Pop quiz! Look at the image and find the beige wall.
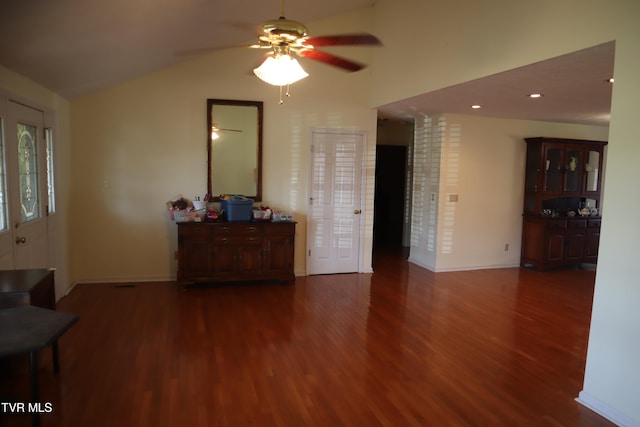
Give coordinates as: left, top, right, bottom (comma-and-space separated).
407, 113, 608, 272
371, 0, 624, 108
371, 0, 640, 424
580, 33, 640, 425
69, 7, 378, 282
2, 0, 638, 423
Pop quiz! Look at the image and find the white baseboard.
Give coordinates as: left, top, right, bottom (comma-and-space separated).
432, 263, 521, 272
406, 257, 520, 273
71, 275, 175, 286
576, 391, 639, 427
407, 257, 435, 271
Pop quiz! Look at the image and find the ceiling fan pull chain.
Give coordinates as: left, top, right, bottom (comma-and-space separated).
277, 84, 293, 104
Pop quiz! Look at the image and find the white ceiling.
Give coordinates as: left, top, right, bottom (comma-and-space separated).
0, 1, 614, 127
377, 41, 615, 127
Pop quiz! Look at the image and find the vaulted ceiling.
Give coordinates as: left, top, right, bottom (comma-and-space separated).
0, 1, 613, 126
0, 0, 376, 98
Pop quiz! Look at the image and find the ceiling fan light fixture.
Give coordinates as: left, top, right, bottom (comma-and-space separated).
253, 54, 309, 86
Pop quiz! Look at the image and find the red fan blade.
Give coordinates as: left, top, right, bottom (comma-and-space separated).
297, 49, 366, 72
302, 33, 381, 47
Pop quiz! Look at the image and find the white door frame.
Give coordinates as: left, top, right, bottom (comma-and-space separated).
0, 95, 51, 270
306, 127, 367, 275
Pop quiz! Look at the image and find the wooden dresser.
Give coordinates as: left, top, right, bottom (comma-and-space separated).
0, 269, 56, 309
177, 222, 295, 287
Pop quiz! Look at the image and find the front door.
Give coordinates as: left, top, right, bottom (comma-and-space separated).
307, 129, 364, 275
0, 101, 49, 269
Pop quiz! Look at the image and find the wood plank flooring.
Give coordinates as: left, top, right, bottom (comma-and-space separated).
1, 247, 616, 426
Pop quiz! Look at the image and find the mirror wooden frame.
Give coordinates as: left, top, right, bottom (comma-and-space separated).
207, 99, 263, 201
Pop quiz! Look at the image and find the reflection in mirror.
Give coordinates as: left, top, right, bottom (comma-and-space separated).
207, 99, 263, 201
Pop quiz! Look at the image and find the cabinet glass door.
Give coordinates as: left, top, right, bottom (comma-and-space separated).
585, 150, 600, 192
524, 144, 540, 192
564, 148, 582, 193
544, 146, 562, 192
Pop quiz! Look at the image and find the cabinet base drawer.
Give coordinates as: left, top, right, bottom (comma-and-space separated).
177, 222, 296, 287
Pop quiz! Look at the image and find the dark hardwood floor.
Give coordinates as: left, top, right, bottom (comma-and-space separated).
1, 247, 615, 426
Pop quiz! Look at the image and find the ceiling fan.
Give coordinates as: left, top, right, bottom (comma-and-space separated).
251, 12, 381, 72
249, 0, 381, 99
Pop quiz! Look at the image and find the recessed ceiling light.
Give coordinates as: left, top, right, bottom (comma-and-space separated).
528, 93, 543, 98
471, 104, 482, 109
606, 78, 614, 83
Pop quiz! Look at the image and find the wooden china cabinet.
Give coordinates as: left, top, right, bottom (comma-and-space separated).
520, 137, 607, 270
177, 221, 295, 287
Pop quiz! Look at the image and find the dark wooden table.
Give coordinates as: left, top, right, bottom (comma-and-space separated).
0, 305, 78, 427
0, 269, 55, 310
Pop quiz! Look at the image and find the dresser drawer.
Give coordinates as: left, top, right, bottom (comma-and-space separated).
567, 219, 587, 229
264, 222, 296, 236
177, 223, 215, 239
588, 219, 602, 228
213, 235, 262, 245
546, 220, 567, 229
214, 224, 261, 235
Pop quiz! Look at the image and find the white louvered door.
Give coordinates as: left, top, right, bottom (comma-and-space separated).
307, 129, 364, 275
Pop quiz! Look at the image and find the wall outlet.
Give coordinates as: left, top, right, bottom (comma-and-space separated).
504, 243, 509, 251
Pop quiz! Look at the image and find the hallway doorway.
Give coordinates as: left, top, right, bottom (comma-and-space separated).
373, 144, 408, 251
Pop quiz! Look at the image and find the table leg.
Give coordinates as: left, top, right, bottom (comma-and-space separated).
29, 351, 40, 427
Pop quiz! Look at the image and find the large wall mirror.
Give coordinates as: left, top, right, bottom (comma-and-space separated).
207, 99, 263, 201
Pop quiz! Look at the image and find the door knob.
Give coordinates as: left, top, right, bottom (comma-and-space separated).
354, 209, 362, 214
15, 236, 26, 244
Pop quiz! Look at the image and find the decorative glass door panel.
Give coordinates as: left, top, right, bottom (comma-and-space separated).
17, 123, 41, 223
